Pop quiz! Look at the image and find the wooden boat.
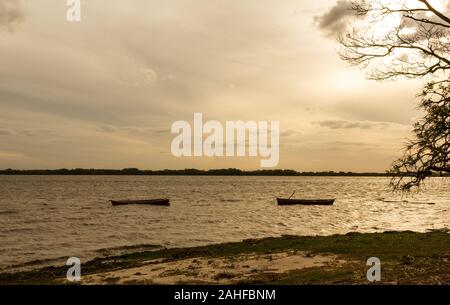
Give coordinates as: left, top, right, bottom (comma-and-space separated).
277, 198, 335, 206
111, 199, 170, 206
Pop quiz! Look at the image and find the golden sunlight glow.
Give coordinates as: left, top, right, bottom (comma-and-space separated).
369, 11, 401, 38
426, 0, 448, 13
368, 0, 449, 37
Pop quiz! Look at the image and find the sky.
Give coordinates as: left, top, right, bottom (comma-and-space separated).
0, 0, 428, 171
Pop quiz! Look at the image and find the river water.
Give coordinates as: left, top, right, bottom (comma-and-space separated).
0, 175, 448, 271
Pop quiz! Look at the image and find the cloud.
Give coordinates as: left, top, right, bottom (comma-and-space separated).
19, 129, 52, 137
98, 125, 119, 133
0, 1, 417, 171
315, 0, 356, 35
280, 129, 302, 137
326, 141, 374, 147
323, 140, 377, 151
0, 0, 24, 30
98, 125, 170, 138
317, 0, 449, 37
0, 150, 25, 158
315, 120, 389, 130
0, 127, 53, 136
0, 128, 12, 135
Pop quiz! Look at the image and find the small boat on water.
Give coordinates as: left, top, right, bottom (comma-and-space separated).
277, 198, 335, 206
277, 191, 335, 206
111, 199, 170, 206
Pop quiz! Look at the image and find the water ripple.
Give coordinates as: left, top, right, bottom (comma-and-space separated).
0, 175, 448, 272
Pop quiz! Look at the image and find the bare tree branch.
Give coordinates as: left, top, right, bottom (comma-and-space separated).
334, 0, 450, 190
419, 0, 450, 25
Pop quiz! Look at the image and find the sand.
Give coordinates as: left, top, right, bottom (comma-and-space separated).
81, 251, 338, 285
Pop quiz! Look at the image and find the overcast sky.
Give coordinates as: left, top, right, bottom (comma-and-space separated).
0, 0, 427, 171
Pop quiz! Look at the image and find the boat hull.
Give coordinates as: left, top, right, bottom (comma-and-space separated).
111, 199, 170, 206
277, 198, 334, 206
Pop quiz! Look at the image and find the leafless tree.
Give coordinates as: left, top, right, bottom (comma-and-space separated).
336, 0, 450, 190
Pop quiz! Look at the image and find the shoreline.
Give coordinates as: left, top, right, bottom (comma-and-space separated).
0, 168, 399, 177
1, 230, 449, 285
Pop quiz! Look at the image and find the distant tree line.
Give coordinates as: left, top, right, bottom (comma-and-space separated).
0, 168, 399, 176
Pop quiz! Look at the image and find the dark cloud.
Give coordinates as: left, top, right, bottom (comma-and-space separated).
326, 141, 374, 147
0, 127, 52, 136
98, 125, 170, 138
317, 1, 450, 37
98, 125, 119, 133
19, 129, 52, 137
324, 140, 377, 151
315, 120, 388, 130
19, 130, 36, 137
330, 94, 419, 125
280, 129, 301, 137
0, 0, 24, 30
0, 128, 12, 135
315, 0, 356, 35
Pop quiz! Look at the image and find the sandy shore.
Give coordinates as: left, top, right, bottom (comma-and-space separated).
1, 230, 449, 285
82, 251, 340, 284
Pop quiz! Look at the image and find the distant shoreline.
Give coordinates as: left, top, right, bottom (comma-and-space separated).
1, 168, 448, 177
0, 168, 392, 176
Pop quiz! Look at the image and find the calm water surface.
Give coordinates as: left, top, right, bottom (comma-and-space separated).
0, 176, 449, 271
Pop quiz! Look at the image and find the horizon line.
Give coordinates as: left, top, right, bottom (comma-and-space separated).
0, 168, 392, 176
